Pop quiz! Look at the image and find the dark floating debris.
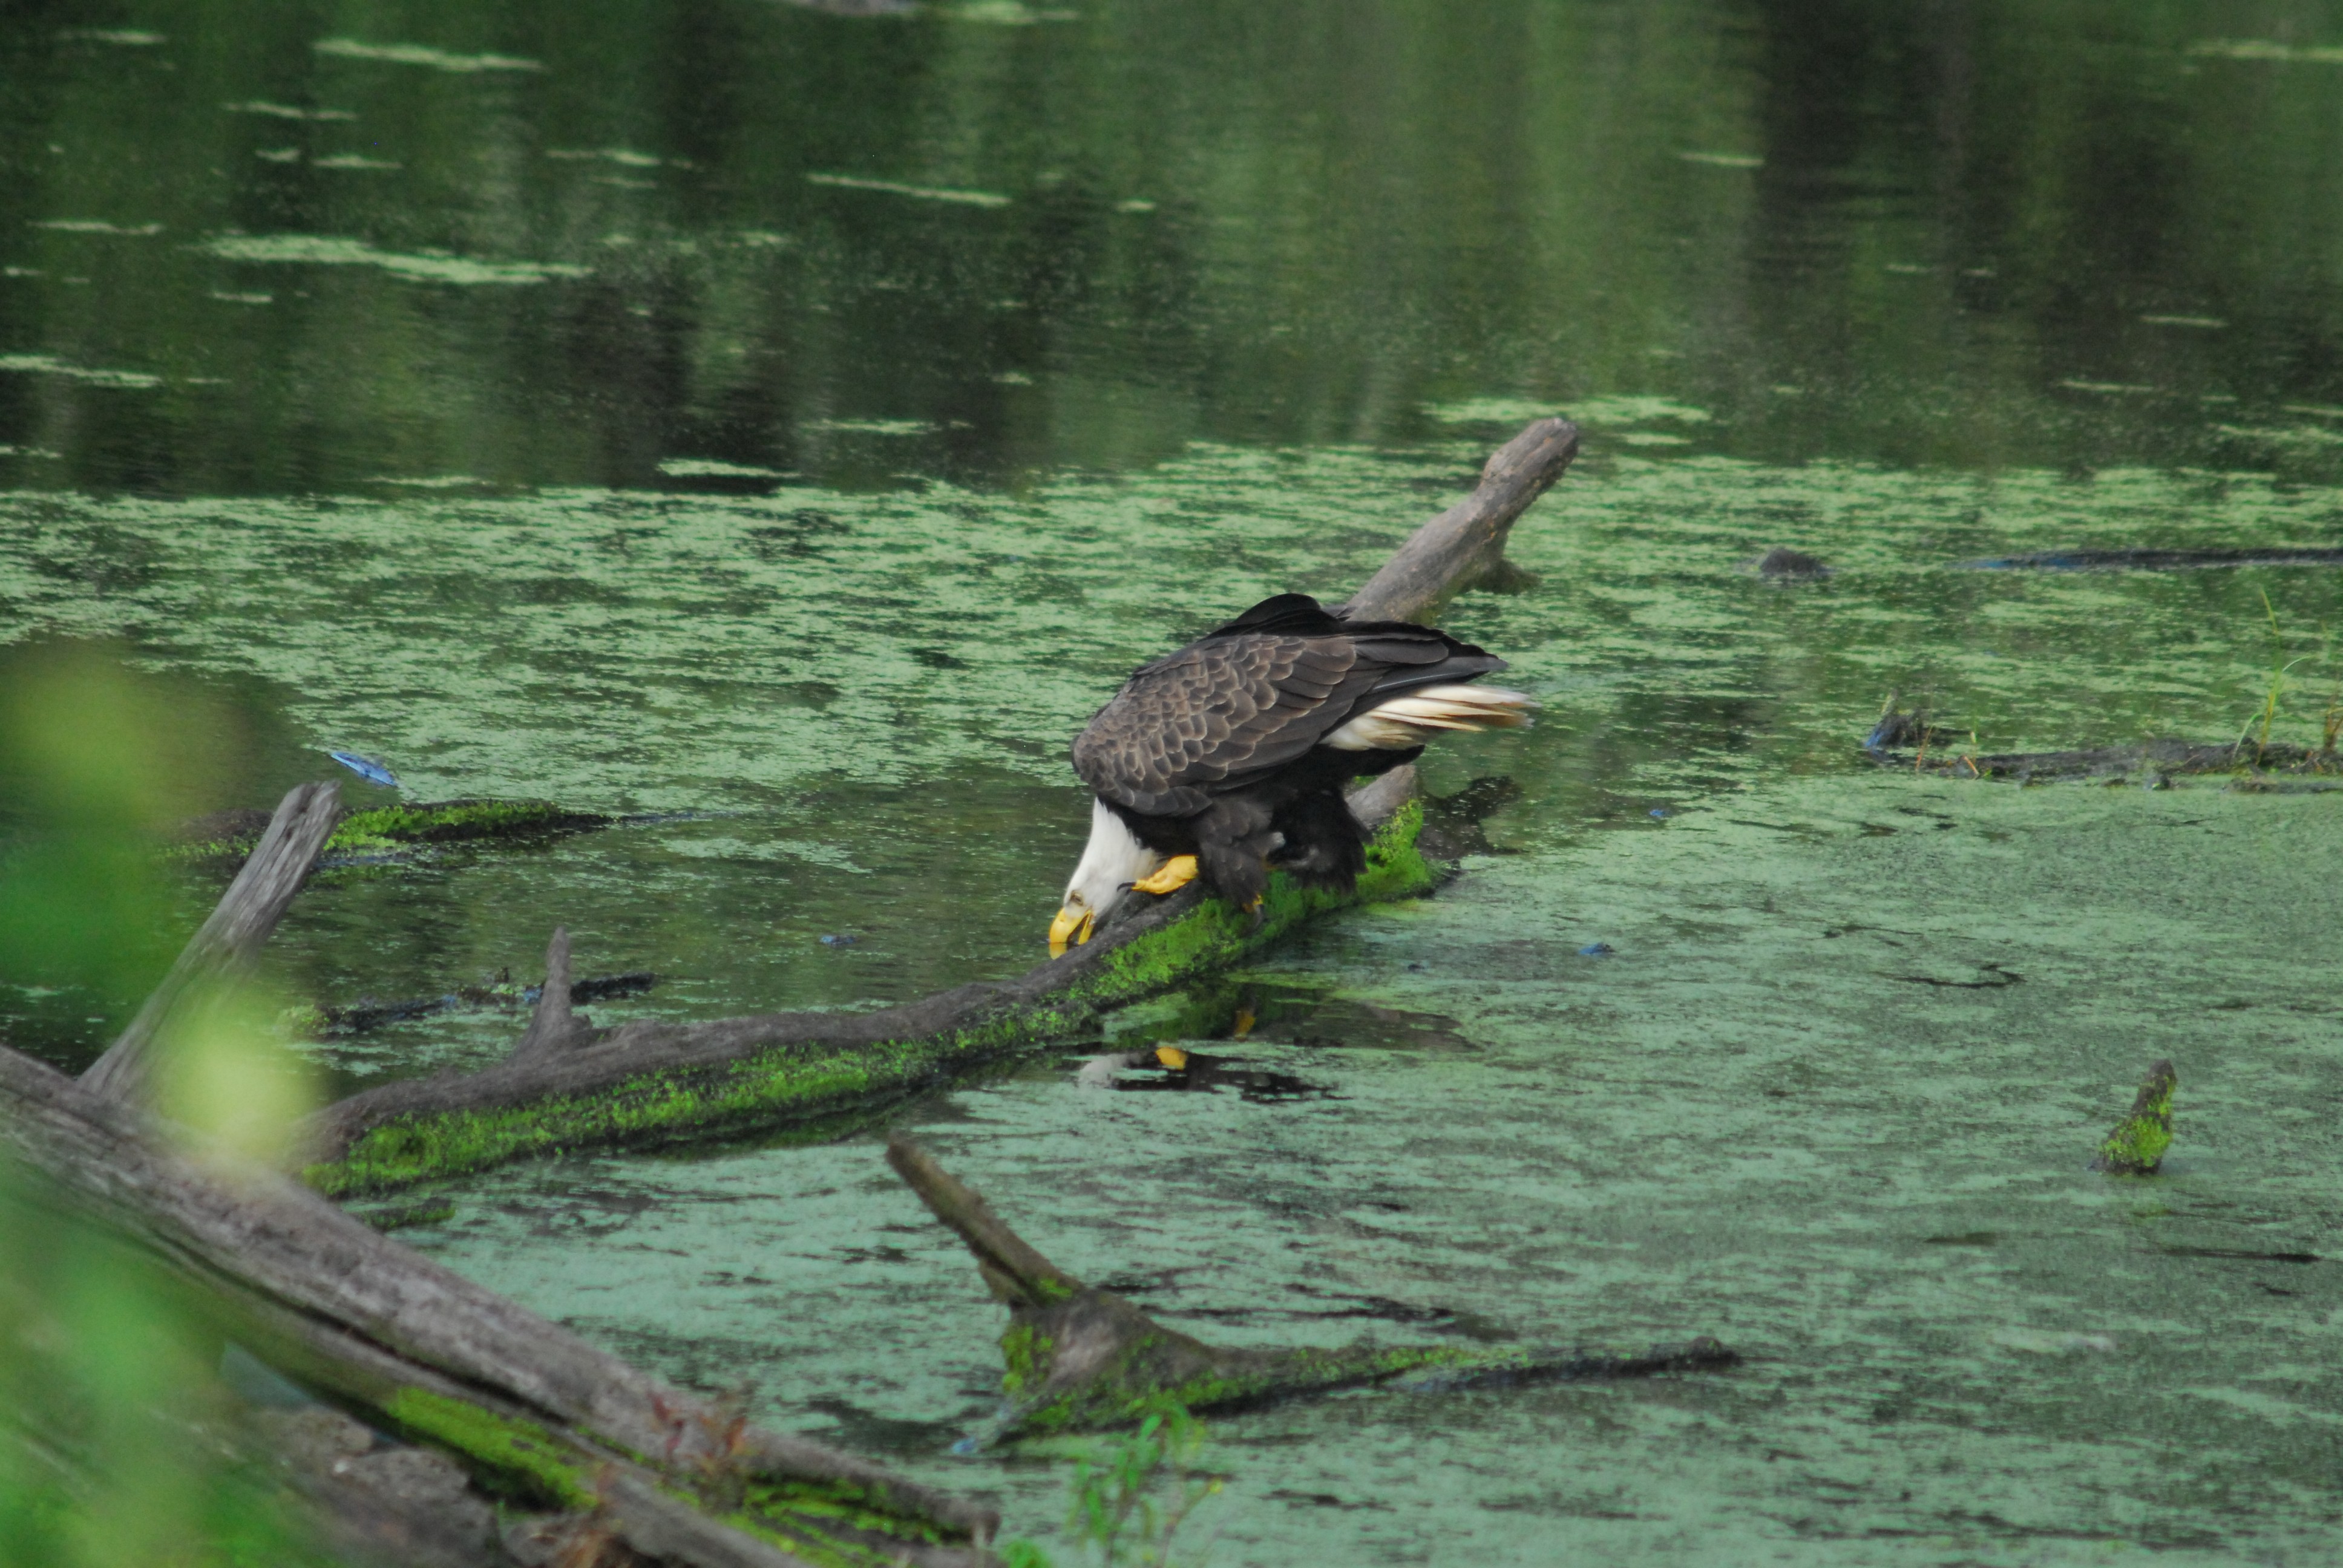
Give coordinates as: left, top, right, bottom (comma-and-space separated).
2091, 1059, 2177, 1175
818, 933, 859, 947
1865, 703, 1943, 753
1755, 546, 1831, 580
1578, 943, 1616, 958
325, 749, 399, 788
286, 971, 657, 1037
1958, 547, 2343, 572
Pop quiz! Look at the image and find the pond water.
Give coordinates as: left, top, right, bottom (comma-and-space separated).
4, 2, 2343, 1563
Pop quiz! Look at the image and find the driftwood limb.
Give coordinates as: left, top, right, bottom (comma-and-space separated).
1343, 416, 1579, 623
0, 1047, 1000, 1563
81, 780, 341, 1103
292, 421, 1579, 1194
886, 1134, 1735, 1441
509, 927, 591, 1061
1870, 736, 2342, 783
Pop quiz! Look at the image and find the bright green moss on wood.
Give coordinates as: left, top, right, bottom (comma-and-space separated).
305, 808, 1435, 1197
2092, 1059, 2177, 1175
172, 799, 611, 864
382, 1388, 602, 1509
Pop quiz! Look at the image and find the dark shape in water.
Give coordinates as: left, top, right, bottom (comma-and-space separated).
1649, 807, 1671, 819
1578, 942, 1616, 957
301, 971, 657, 1036
326, 750, 399, 788
1093, 1045, 1330, 1103
1756, 546, 1831, 580
819, 933, 858, 946
1866, 709, 1942, 751
1958, 547, 2343, 572
1420, 773, 1524, 857
2091, 1059, 2176, 1175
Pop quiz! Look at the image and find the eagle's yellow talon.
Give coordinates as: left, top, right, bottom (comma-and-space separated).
1131, 855, 1199, 896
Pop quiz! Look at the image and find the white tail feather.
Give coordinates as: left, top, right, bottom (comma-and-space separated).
1322, 685, 1535, 751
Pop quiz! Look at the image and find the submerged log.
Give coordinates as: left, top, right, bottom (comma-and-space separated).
1956, 546, 2343, 572
292, 419, 1581, 1197
885, 1135, 1736, 1442
1870, 735, 2342, 783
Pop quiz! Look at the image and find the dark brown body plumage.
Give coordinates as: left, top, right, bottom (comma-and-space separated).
1072, 593, 1505, 907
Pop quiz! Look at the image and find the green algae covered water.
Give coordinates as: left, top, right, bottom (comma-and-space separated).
5, 2, 2343, 1562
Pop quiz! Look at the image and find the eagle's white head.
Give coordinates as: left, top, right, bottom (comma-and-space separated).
1049, 799, 1164, 956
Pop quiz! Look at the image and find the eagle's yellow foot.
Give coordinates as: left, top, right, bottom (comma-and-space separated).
1155, 1045, 1189, 1070
1131, 855, 1199, 896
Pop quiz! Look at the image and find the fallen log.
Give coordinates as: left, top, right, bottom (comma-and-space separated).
6, 782, 1006, 1565
885, 1135, 1737, 1442
292, 419, 1581, 1197
1956, 546, 2343, 572
301, 794, 1434, 1196
1, 1049, 1002, 1565
174, 797, 620, 871
1867, 735, 2342, 783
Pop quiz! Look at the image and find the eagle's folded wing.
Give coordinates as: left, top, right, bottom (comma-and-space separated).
1073, 635, 1390, 816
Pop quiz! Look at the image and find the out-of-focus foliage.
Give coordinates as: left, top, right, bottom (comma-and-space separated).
0, 651, 328, 1567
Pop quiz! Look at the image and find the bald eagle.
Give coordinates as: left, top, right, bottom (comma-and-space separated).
1050, 593, 1532, 953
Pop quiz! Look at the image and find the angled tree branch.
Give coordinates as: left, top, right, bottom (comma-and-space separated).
81, 780, 342, 1103
886, 1134, 1733, 1442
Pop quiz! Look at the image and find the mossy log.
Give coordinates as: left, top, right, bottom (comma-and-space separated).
885, 1135, 1736, 1442
299, 794, 1435, 1197
175, 798, 615, 869
0, 1048, 1001, 1566
2091, 1060, 2177, 1175
5, 783, 1003, 1566
292, 417, 1584, 1197
1870, 735, 2343, 783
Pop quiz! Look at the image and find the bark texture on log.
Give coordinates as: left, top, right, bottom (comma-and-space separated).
0, 1048, 1000, 1563
292, 420, 1579, 1186
81, 780, 341, 1103
886, 1135, 1735, 1441
1343, 417, 1579, 624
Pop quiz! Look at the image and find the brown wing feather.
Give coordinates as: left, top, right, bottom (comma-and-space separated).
1074, 635, 1384, 816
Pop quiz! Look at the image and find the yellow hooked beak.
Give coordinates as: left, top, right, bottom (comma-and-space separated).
1048, 904, 1095, 957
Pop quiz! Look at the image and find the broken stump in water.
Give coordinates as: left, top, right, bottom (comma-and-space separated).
2091, 1060, 2177, 1174
884, 1134, 1736, 1443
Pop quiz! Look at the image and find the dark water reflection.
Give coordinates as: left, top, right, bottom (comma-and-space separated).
7, 3, 2343, 491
